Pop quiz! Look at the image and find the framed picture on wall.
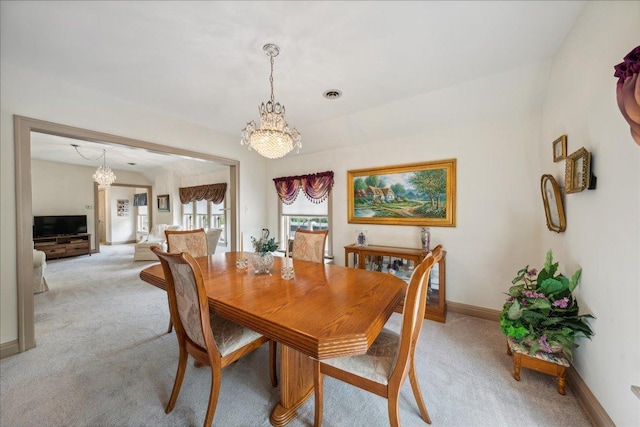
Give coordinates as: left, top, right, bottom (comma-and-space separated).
157, 194, 170, 212
552, 135, 567, 162
117, 199, 129, 217
347, 159, 457, 227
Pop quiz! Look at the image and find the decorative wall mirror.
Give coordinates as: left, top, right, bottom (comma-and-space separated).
564, 147, 591, 193
540, 174, 566, 233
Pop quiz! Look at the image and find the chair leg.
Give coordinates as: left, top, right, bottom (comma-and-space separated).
167, 319, 173, 333
166, 347, 188, 414
203, 366, 222, 427
409, 358, 431, 424
313, 360, 324, 427
269, 340, 278, 387
388, 391, 401, 427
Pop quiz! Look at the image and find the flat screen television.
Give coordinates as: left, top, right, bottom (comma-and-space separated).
33, 215, 88, 238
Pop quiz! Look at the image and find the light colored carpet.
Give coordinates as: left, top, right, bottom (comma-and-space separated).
0, 244, 592, 427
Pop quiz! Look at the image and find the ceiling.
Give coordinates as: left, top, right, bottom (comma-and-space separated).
1, 1, 586, 169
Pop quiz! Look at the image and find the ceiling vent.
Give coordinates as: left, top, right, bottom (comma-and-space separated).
323, 89, 342, 100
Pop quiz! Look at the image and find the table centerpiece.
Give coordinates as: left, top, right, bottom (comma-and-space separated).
251, 228, 279, 274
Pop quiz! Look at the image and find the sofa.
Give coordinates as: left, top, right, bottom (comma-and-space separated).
133, 224, 181, 261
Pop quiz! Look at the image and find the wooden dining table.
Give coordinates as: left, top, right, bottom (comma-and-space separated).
140, 252, 406, 426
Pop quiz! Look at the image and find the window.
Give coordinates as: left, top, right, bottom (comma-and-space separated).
182, 199, 227, 246
136, 205, 148, 232
279, 190, 332, 258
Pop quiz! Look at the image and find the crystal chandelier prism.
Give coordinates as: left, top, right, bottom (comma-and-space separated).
92, 150, 117, 190
241, 44, 301, 159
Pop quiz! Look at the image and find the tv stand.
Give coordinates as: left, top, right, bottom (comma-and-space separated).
34, 234, 92, 259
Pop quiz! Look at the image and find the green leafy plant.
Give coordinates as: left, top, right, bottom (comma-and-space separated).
499, 250, 594, 360
251, 228, 279, 255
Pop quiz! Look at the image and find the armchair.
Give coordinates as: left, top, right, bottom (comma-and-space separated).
134, 224, 181, 261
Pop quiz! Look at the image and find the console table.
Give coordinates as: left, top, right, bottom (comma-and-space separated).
34, 234, 92, 259
344, 244, 447, 322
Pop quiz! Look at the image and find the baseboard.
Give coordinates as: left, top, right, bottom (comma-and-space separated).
0, 339, 20, 359
452, 300, 613, 426
568, 367, 615, 427
447, 301, 501, 321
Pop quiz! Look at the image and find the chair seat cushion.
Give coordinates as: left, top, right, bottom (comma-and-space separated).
210, 313, 264, 357
322, 327, 399, 385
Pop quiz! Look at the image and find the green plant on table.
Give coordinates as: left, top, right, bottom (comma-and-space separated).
499, 250, 594, 361
251, 228, 279, 255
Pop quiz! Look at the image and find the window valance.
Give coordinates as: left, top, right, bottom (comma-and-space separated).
133, 193, 148, 207
273, 171, 334, 204
179, 183, 227, 204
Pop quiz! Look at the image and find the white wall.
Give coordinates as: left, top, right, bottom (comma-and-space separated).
108, 186, 136, 244
539, 2, 640, 425
0, 64, 267, 344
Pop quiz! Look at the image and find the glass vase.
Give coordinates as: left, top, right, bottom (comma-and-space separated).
252, 252, 274, 274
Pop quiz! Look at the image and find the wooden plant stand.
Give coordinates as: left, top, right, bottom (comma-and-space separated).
506, 337, 569, 395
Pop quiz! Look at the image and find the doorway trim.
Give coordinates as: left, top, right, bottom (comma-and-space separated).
13, 115, 240, 354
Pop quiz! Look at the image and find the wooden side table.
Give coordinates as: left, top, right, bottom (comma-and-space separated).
506, 337, 569, 395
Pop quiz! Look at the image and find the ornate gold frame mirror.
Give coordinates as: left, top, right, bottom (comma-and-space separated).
541, 174, 566, 233
564, 147, 591, 193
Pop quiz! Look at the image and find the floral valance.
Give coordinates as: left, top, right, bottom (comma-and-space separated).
273, 171, 334, 204
614, 45, 640, 146
179, 183, 227, 204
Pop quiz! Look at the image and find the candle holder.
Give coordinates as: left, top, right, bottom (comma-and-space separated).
236, 257, 248, 269
281, 266, 295, 280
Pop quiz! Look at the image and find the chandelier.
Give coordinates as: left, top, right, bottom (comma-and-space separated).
72, 144, 117, 189
241, 44, 301, 159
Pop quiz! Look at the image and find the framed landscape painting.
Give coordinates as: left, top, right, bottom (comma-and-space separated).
347, 159, 456, 227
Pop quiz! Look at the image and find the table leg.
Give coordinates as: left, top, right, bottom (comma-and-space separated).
270, 344, 314, 426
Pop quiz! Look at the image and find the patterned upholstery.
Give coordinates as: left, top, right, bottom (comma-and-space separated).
292, 229, 328, 263
166, 229, 208, 258
507, 337, 569, 367
170, 263, 207, 347
170, 262, 263, 355
322, 328, 399, 385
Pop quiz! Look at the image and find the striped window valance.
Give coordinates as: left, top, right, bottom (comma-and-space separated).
179, 183, 227, 204
273, 171, 334, 204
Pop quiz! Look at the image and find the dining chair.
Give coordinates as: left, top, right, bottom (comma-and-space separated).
151, 247, 278, 427
165, 228, 209, 257
164, 228, 209, 333
312, 246, 443, 427
291, 229, 328, 263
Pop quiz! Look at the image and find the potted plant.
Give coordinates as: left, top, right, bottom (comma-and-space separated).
499, 250, 594, 360
251, 228, 279, 274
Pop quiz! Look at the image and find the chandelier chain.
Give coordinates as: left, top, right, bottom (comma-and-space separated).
73, 145, 106, 162
269, 56, 275, 103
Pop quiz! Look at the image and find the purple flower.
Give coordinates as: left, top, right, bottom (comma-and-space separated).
520, 298, 528, 306
523, 290, 547, 299
538, 335, 553, 353
506, 296, 514, 302
552, 297, 569, 309
527, 268, 538, 277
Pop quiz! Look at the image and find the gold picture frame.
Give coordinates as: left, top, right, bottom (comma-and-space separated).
564, 147, 591, 193
553, 135, 567, 162
347, 159, 456, 227
540, 174, 566, 233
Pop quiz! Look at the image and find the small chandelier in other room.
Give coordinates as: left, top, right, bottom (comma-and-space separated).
92, 150, 117, 189
72, 144, 117, 189
241, 43, 301, 159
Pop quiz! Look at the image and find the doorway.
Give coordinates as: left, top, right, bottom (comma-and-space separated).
13, 115, 240, 354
